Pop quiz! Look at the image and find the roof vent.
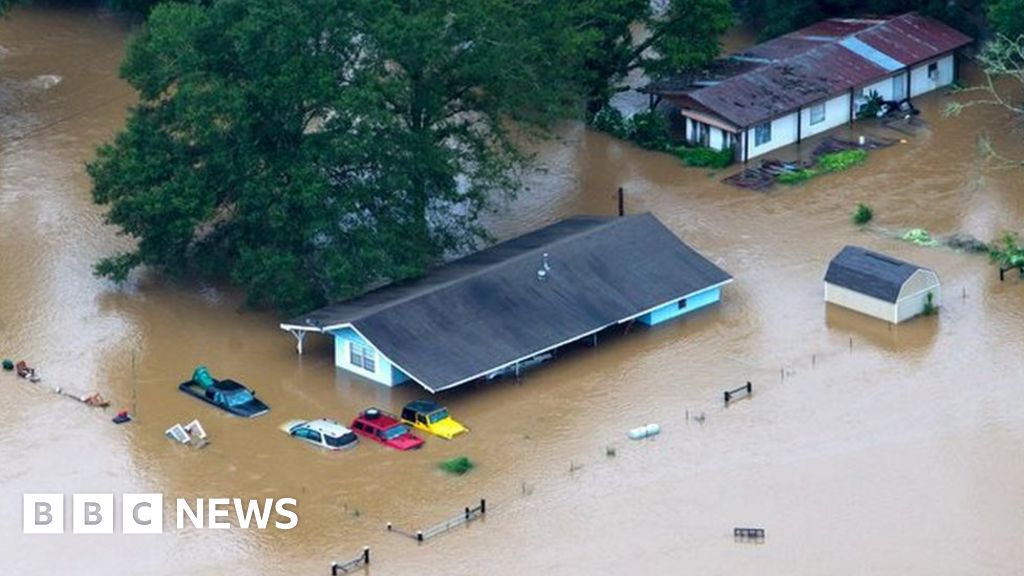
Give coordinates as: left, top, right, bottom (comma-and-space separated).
537, 253, 551, 281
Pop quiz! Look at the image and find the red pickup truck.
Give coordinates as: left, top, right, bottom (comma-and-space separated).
350, 408, 424, 450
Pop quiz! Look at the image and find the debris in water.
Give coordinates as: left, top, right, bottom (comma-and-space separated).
15, 360, 40, 382
628, 423, 661, 440
112, 410, 132, 424
2, 359, 13, 371
165, 419, 209, 447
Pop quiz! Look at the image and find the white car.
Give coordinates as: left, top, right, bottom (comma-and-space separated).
281, 418, 358, 450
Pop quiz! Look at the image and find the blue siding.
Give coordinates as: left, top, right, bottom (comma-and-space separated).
637, 286, 722, 326
331, 328, 410, 387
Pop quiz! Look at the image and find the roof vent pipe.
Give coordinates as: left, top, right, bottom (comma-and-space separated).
537, 253, 551, 281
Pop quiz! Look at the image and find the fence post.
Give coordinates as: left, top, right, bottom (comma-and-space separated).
416, 530, 423, 542
363, 546, 370, 565
331, 562, 338, 576
746, 381, 752, 394
386, 522, 392, 531
480, 499, 486, 515
465, 506, 470, 520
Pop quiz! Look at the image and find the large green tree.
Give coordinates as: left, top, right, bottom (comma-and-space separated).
559, 0, 733, 115
90, 0, 577, 312
987, 0, 1024, 39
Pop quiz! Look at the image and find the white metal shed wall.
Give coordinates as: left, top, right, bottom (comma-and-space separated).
895, 269, 941, 323
824, 282, 896, 323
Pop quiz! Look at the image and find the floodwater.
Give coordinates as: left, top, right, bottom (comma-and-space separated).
2, 5, 1023, 576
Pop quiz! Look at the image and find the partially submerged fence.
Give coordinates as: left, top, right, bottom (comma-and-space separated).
330, 547, 370, 574
387, 499, 486, 543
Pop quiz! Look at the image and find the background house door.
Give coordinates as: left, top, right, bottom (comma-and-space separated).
892, 74, 907, 100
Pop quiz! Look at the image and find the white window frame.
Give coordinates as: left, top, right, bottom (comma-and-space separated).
349, 342, 376, 372
754, 122, 772, 146
809, 103, 826, 126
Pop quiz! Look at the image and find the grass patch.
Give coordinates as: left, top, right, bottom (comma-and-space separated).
852, 203, 873, 225
439, 456, 474, 475
778, 149, 868, 185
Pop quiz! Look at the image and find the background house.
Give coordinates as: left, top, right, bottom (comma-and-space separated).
282, 213, 732, 393
643, 13, 972, 162
824, 245, 941, 324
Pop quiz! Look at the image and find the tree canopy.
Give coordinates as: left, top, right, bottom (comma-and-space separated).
558, 0, 733, 115
987, 0, 1024, 40
90, 0, 577, 312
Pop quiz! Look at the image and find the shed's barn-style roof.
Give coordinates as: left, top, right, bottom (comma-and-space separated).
284, 213, 732, 392
643, 12, 972, 129
824, 246, 928, 303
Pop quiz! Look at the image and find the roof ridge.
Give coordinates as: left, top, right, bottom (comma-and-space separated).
339, 214, 642, 326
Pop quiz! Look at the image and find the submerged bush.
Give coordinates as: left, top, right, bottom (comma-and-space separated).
819, 149, 867, 172
627, 110, 672, 151
852, 203, 873, 225
922, 291, 937, 316
440, 456, 475, 475
592, 107, 628, 139
776, 168, 818, 184
675, 146, 735, 169
902, 228, 936, 246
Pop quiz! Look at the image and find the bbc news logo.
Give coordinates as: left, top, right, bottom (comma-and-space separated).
23, 494, 298, 534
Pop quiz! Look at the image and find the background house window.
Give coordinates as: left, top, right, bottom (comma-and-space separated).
350, 342, 376, 372
810, 103, 826, 125
754, 122, 772, 146
927, 62, 939, 80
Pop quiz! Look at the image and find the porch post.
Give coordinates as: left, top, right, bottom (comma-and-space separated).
290, 329, 308, 355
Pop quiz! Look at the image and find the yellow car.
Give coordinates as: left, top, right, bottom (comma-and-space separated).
400, 400, 468, 439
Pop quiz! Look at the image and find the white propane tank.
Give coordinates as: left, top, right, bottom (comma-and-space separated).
627, 423, 661, 440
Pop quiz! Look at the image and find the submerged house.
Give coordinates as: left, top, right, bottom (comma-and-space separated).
824, 245, 941, 324
281, 213, 732, 393
642, 13, 972, 162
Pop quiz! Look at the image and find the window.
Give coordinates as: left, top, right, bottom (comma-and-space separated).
809, 103, 825, 125
349, 342, 376, 372
754, 122, 772, 146
927, 62, 938, 81
696, 122, 710, 147
676, 299, 688, 311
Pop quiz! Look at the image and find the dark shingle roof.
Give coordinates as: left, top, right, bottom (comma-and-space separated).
824, 246, 927, 302
285, 214, 731, 392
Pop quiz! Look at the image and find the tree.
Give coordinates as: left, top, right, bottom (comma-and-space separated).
945, 35, 1024, 167
987, 0, 1024, 40
555, 0, 734, 116
90, 0, 578, 312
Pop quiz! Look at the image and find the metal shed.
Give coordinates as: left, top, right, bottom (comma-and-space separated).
824, 246, 940, 324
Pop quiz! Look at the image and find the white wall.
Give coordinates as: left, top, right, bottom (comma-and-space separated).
745, 111, 799, 159
910, 54, 955, 97
895, 269, 942, 323
858, 71, 907, 102
824, 282, 897, 323
800, 93, 852, 139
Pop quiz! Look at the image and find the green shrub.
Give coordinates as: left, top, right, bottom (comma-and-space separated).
922, 291, 937, 316
627, 110, 672, 151
675, 146, 735, 169
592, 107, 628, 139
776, 168, 818, 184
857, 90, 884, 119
902, 228, 936, 246
852, 203, 873, 225
440, 456, 474, 475
818, 149, 867, 172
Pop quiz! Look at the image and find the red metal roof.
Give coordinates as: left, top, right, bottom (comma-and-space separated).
856, 13, 972, 65
648, 12, 972, 129
680, 43, 887, 128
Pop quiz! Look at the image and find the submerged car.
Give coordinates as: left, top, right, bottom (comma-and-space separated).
400, 400, 468, 440
281, 419, 358, 450
178, 369, 269, 418
350, 408, 424, 450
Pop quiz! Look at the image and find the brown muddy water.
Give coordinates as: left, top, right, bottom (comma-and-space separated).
2, 5, 1023, 576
